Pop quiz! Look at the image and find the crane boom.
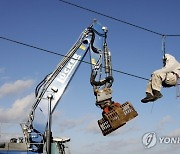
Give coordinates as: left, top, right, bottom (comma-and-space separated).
20, 20, 111, 152
18, 20, 138, 153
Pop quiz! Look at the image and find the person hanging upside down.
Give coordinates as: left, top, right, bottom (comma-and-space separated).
141, 54, 180, 103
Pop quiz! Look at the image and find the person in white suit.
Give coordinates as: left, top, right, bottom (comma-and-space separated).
141, 54, 180, 103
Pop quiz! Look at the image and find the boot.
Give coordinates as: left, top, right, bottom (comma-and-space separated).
153, 90, 163, 101
141, 93, 155, 103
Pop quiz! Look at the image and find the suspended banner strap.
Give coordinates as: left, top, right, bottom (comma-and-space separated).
176, 79, 180, 98
162, 35, 166, 58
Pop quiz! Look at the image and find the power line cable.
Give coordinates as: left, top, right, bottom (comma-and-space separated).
111, 69, 149, 81
0, 36, 149, 81
58, 0, 180, 37
165, 34, 180, 37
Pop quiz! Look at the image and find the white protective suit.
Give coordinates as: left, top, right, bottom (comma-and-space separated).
146, 54, 180, 95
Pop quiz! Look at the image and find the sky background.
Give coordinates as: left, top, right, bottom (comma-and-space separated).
0, 0, 180, 154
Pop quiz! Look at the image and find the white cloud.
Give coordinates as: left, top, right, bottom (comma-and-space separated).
168, 128, 180, 136
0, 79, 34, 98
0, 67, 9, 81
0, 93, 34, 123
80, 135, 180, 154
79, 137, 141, 154
58, 117, 87, 132
84, 120, 101, 134
156, 115, 172, 131
0, 123, 24, 142
0, 67, 5, 73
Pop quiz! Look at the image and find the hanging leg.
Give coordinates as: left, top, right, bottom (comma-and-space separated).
141, 79, 157, 103
141, 73, 165, 103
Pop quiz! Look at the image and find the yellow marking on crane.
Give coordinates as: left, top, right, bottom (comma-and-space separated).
80, 45, 86, 50
91, 58, 96, 65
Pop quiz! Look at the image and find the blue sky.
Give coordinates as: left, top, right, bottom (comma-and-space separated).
0, 0, 180, 154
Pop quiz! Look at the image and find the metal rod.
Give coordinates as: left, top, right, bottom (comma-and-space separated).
162, 35, 166, 58
46, 94, 53, 154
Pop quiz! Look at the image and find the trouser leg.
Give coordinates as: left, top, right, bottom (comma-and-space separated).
150, 73, 166, 92
146, 81, 153, 95
163, 72, 177, 86
142, 72, 165, 103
